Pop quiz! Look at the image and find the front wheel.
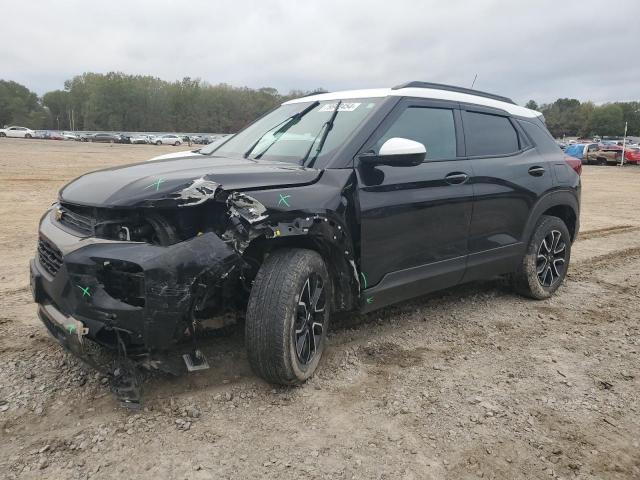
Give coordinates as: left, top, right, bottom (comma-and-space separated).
245, 249, 331, 385
156, 140, 162, 146
511, 215, 571, 299
174, 141, 180, 146
0, 132, 6, 137
25, 133, 32, 139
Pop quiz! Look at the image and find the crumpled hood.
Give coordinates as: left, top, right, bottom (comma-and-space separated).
59, 155, 321, 207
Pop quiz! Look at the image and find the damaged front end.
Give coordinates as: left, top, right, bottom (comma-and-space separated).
31, 168, 361, 406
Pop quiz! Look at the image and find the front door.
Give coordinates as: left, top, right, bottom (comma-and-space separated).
7, 127, 21, 138
356, 98, 474, 310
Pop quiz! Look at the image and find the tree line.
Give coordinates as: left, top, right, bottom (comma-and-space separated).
525, 99, 639, 138
1, 73, 639, 137
1, 73, 318, 134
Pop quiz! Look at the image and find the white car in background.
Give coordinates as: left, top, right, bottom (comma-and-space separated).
153, 134, 182, 146
130, 134, 152, 144
147, 134, 233, 161
0, 126, 36, 138
61, 131, 79, 141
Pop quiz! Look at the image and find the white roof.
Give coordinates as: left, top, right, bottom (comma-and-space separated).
284, 87, 541, 118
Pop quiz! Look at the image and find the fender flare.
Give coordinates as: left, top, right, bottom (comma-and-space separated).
521, 189, 580, 244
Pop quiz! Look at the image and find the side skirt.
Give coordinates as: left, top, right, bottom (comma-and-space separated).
461, 243, 524, 284
359, 256, 466, 313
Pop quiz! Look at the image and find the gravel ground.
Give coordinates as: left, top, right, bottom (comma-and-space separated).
0, 139, 639, 479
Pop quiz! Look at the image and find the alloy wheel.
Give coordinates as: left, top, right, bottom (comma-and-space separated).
536, 229, 566, 287
293, 273, 326, 365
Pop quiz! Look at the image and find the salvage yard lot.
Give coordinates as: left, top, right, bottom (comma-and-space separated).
0, 138, 639, 479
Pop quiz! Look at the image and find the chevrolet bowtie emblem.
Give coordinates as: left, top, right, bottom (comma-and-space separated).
54, 207, 64, 221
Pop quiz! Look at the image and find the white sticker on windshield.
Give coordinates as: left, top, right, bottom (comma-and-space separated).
319, 102, 361, 112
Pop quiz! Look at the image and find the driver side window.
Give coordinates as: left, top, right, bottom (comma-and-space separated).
375, 107, 457, 161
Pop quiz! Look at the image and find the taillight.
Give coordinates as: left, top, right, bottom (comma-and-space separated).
564, 155, 582, 176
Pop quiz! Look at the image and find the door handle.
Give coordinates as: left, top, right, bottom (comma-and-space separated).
445, 172, 469, 185
528, 166, 545, 177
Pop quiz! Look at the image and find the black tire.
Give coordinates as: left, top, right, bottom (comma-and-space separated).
245, 249, 331, 385
0, 132, 5, 137
174, 141, 180, 146
156, 140, 162, 146
25, 133, 32, 139
512, 215, 571, 300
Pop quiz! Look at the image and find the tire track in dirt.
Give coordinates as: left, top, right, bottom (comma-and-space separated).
577, 225, 640, 241
570, 246, 640, 278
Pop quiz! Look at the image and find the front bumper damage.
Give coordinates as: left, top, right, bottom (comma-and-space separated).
31, 210, 245, 406
32, 169, 362, 406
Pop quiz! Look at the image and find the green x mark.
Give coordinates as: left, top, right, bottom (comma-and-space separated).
278, 194, 291, 208
66, 324, 77, 334
360, 272, 368, 290
77, 285, 91, 297
366, 296, 374, 305
144, 177, 166, 191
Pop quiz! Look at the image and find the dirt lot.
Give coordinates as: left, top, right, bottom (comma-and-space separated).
1, 138, 639, 479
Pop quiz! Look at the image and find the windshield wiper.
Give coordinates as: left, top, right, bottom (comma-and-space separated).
243, 101, 319, 159
301, 100, 342, 168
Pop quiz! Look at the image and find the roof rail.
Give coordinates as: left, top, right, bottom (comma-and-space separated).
391, 81, 516, 105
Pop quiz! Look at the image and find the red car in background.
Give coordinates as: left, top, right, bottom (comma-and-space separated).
624, 147, 640, 164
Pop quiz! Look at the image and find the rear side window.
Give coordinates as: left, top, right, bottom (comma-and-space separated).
463, 111, 519, 156
517, 120, 562, 155
375, 107, 456, 160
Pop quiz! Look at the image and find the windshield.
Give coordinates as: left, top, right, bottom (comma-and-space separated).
210, 99, 381, 165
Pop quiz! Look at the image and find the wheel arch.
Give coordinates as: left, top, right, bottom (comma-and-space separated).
242, 218, 359, 313
522, 190, 580, 244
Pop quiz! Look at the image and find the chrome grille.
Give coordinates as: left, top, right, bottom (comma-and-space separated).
58, 204, 95, 235
38, 237, 63, 276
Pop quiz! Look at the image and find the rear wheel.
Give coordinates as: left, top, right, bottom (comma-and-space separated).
511, 215, 571, 299
156, 140, 162, 146
0, 132, 6, 137
245, 249, 331, 385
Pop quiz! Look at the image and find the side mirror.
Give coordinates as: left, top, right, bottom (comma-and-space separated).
359, 137, 426, 167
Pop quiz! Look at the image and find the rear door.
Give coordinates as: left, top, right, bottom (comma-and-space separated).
357, 98, 474, 309
460, 107, 554, 282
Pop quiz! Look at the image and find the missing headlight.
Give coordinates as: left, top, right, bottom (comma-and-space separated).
97, 259, 145, 307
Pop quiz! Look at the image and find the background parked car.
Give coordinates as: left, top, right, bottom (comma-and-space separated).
130, 134, 152, 144
154, 134, 182, 146
0, 126, 35, 138
587, 144, 623, 165
61, 131, 79, 141
81, 132, 121, 143
48, 131, 66, 141
564, 143, 595, 163
624, 147, 640, 164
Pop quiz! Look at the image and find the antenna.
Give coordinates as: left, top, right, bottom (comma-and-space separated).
470, 74, 478, 89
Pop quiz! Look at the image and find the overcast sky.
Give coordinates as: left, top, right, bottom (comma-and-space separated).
2, 0, 639, 105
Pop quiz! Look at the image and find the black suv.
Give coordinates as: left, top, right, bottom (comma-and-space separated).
30, 82, 580, 404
